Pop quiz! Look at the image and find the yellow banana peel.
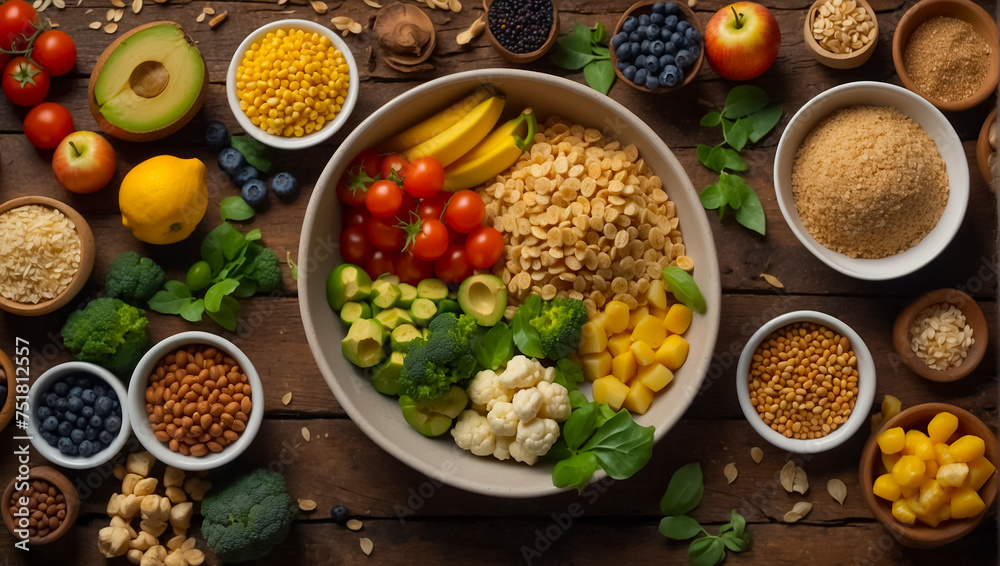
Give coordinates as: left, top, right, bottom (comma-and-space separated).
402, 95, 506, 167
443, 108, 537, 192
380, 85, 495, 153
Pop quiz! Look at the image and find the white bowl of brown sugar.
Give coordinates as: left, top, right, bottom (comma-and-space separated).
773, 81, 968, 280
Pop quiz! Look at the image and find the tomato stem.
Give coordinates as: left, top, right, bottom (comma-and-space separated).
0, 20, 51, 67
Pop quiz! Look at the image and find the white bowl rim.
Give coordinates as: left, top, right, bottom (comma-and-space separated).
127, 331, 264, 471
735, 310, 877, 454
226, 18, 360, 150
28, 361, 132, 470
773, 80, 969, 281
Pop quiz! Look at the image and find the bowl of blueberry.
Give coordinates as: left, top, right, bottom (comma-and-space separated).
206, 120, 302, 212
28, 362, 130, 469
610, 0, 705, 92
0, 348, 15, 434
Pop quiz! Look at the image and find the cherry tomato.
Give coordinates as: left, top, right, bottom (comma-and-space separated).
443, 190, 486, 234
395, 251, 435, 285
342, 206, 369, 228
465, 226, 504, 269
417, 191, 450, 221
31, 30, 76, 76
24, 102, 72, 149
352, 148, 382, 179
402, 156, 444, 199
365, 250, 397, 279
336, 149, 382, 206
406, 218, 449, 261
3, 57, 49, 107
367, 215, 406, 252
380, 154, 409, 182
365, 179, 403, 218
339, 225, 371, 265
447, 225, 466, 246
434, 245, 474, 283
0, 0, 38, 51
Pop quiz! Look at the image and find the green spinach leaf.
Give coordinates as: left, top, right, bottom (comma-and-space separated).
474, 322, 513, 370
580, 410, 654, 479
747, 103, 782, 143
220, 196, 255, 222
661, 267, 706, 314
722, 85, 769, 119
688, 536, 726, 566
230, 136, 272, 173
659, 462, 704, 516
583, 59, 615, 95
658, 515, 705, 540
552, 452, 599, 490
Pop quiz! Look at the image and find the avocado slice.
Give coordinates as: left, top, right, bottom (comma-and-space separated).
390, 324, 422, 353
374, 307, 413, 331
458, 274, 507, 326
371, 279, 401, 309
416, 278, 449, 301
436, 299, 462, 315
376, 273, 401, 285
372, 351, 405, 396
398, 386, 469, 437
339, 301, 371, 326
409, 298, 438, 326
326, 264, 372, 311
341, 318, 387, 368
396, 283, 418, 308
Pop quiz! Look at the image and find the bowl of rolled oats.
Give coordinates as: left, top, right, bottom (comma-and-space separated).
892, 288, 989, 383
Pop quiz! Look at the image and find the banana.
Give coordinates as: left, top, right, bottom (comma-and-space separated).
402, 95, 506, 167
380, 86, 495, 153
443, 108, 537, 192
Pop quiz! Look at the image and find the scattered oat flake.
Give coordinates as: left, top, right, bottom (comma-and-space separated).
104, 22, 118, 33
89, 21, 102, 28
346, 519, 363, 531
760, 273, 784, 288
114, 8, 124, 21
196, 11, 205, 22
282, 392, 292, 405
298, 499, 317, 511
106, 8, 114, 20
750, 447, 763, 464
779, 461, 796, 492
301, 427, 311, 442
203, 6, 215, 13
828, 478, 847, 505
360, 537, 373, 556
131, 0, 141, 12
783, 501, 813, 523
724, 462, 738, 484
311, 0, 328, 13
363, 0, 381, 6
792, 467, 809, 495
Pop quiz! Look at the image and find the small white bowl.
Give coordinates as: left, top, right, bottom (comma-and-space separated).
128, 331, 264, 471
773, 81, 969, 280
226, 19, 359, 150
28, 362, 131, 469
736, 311, 877, 454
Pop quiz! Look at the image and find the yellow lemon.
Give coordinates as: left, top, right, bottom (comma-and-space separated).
119, 155, 208, 245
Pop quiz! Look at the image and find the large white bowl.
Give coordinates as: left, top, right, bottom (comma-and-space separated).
226, 19, 359, 150
299, 69, 722, 497
773, 81, 969, 280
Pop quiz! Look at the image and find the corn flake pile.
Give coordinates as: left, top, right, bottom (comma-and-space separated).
481, 116, 692, 317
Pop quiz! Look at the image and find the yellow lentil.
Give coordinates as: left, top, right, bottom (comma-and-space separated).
236, 29, 350, 137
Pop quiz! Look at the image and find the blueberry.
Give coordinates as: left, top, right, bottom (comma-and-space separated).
58, 421, 73, 437
70, 429, 85, 444
41, 432, 58, 447
218, 147, 245, 175
81, 405, 95, 419
650, 40, 665, 57
687, 43, 701, 61
615, 42, 631, 60
57, 437, 74, 455
78, 440, 94, 458
685, 26, 701, 44
111, 400, 120, 412
105, 415, 122, 433
64, 443, 78, 456
621, 16, 638, 34
42, 416, 59, 431
93, 385, 107, 398
662, 40, 678, 55
640, 39, 650, 53
629, 31, 641, 43
634, 67, 648, 86
663, 15, 679, 32
660, 65, 681, 87
663, 1, 679, 15
678, 20, 691, 33
53, 382, 68, 396
635, 54, 647, 68
95, 397, 112, 416
629, 42, 642, 59
231, 165, 260, 188
86, 426, 99, 441
242, 179, 270, 210
645, 24, 660, 40
675, 49, 692, 68
98, 430, 114, 445
650, 12, 665, 26
623, 65, 637, 81
45, 393, 59, 409
330, 505, 350, 524
616, 59, 628, 71
81, 389, 96, 405
77, 376, 92, 389
652, 1, 667, 14
90, 415, 104, 429
638, 13, 650, 26
670, 32, 686, 48
644, 75, 660, 91
37, 406, 52, 421
69, 386, 82, 398
68, 397, 83, 412
659, 54, 676, 68
64, 411, 78, 424
64, 375, 76, 387
204, 121, 231, 150
55, 397, 67, 412
611, 31, 628, 48
645, 57, 660, 74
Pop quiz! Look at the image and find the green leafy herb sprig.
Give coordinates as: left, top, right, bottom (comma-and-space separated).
697, 85, 782, 235
661, 267, 706, 314
658, 463, 752, 566
549, 23, 615, 95
230, 136, 273, 173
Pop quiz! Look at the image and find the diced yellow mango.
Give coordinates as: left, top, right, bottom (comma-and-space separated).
966, 456, 996, 490
656, 335, 689, 370
950, 486, 986, 519
892, 455, 927, 488
581, 351, 613, 383
892, 499, 916, 524
900, 485, 918, 499
637, 363, 674, 392
918, 478, 948, 512
904, 430, 935, 460
882, 452, 901, 474
631, 316, 667, 349
578, 321, 608, 355
608, 332, 633, 357
630, 341, 656, 366
648, 305, 669, 320
622, 381, 654, 415
612, 351, 637, 383
592, 376, 630, 411
937, 463, 969, 488
627, 306, 649, 330
646, 279, 667, 310
934, 443, 956, 466
924, 458, 939, 479
872, 473, 902, 501
927, 411, 959, 444
877, 427, 906, 455
590, 312, 607, 334
664, 304, 693, 335
604, 301, 630, 334
881, 395, 902, 420
949, 435, 986, 463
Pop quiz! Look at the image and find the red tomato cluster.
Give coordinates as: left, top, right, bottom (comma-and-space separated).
337, 150, 505, 284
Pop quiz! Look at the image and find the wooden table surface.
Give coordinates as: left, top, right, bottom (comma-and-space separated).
0, 0, 997, 563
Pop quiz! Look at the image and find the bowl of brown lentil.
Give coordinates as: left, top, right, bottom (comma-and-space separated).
736, 310, 876, 454
891, 0, 999, 112
227, 19, 359, 150
803, 0, 878, 69
2, 466, 79, 545
892, 288, 988, 382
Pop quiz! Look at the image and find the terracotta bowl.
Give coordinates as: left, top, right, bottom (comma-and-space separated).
609, 0, 704, 93
859, 403, 998, 548
2, 466, 80, 545
891, 0, 999, 112
0, 196, 95, 316
483, 0, 560, 63
976, 108, 996, 188
0, 347, 16, 433
892, 289, 988, 382
803, 0, 878, 69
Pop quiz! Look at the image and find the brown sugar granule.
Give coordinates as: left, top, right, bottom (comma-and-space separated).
903, 16, 991, 102
791, 106, 948, 259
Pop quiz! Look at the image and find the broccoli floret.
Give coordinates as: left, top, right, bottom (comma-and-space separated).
200, 468, 298, 564
530, 297, 589, 360
398, 313, 479, 401
105, 251, 165, 305
245, 246, 282, 293
424, 312, 478, 363
61, 298, 149, 378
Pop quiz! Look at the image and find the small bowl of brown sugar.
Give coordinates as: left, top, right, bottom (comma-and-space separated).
892, 288, 989, 382
892, 0, 999, 112
736, 310, 877, 454
2, 466, 80, 545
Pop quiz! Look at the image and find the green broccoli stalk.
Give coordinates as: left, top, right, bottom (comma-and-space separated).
200, 469, 298, 564
530, 297, 589, 360
398, 313, 478, 401
243, 246, 282, 293
105, 251, 165, 305
61, 298, 149, 378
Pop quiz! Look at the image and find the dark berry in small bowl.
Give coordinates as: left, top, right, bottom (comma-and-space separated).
610, 0, 705, 93
484, 0, 560, 63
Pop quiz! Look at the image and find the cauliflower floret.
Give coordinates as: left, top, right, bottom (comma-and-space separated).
467, 370, 512, 412
494, 435, 514, 461
451, 410, 496, 457
536, 381, 571, 421
510, 418, 560, 464
487, 402, 519, 436
542, 366, 556, 383
498, 355, 542, 389
512, 388, 543, 422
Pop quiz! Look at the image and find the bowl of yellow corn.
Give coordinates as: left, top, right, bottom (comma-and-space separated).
227, 19, 359, 150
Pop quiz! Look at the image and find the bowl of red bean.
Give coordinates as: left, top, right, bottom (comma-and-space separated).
2, 466, 79, 544
128, 331, 263, 471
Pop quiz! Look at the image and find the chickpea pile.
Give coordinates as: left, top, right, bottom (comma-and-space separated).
748, 322, 859, 439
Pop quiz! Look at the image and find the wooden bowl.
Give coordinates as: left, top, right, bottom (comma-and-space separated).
483, 0, 559, 64
2, 466, 80, 545
859, 403, 998, 548
891, 0, 999, 112
610, 0, 704, 93
0, 196, 95, 316
975, 107, 996, 188
803, 0, 878, 69
892, 289, 988, 382
0, 347, 16, 434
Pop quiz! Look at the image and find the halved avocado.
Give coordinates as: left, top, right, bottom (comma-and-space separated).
458, 274, 507, 326
88, 22, 207, 142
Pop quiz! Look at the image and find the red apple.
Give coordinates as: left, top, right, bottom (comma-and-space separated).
52, 131, 117, 194
704, 2, 781, 81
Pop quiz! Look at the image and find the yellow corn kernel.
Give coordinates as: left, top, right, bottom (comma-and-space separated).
590, 312, 607, 335
936, 463, 969, 488
663, 304, 693, 335
648, 305, 669, 320
966, 456, 996, 490
656, 335, 689, 370
904, 430, 936, 460
612, 352, 637, 383
914, 511, 943, 528
646, 279, 667, 310
934, 442, 956, 466
949, 435, 986, 463
630, 341, 656, 366
891, 499, 916, 524
937, 503, 952, 523
950, 486, 986, 519
627, 306, 649, 330
906, 494, 931, 517
877, 427, 906, 455
581, 351, 613, 383
592, 376, 630, 411
872, 473, 902, 501
880, 394, 902, 420
927, 411, 959, 444
924, 458, 939, 479
631, 316, 667, 349
637, 363, 673, 392
607, 332, 632, 358
603, 301, 630, 334
622, 381, 654, 415
892, 455, 927, 488
578, 321, 608, 355
882, 452, 901, 474
900, 485, 918, 499
918, 478, 947, 512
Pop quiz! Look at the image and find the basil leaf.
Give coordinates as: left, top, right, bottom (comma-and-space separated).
719, 172, 745, 209
474, 322, 513, 370
201, 222, 245, 272
661, 267, 707, 314
522, 294, 542, 318
164, 280, 191, 298
207, 296, 240, 331
723, 117, 753, 152
569, 389, 590, 410
591, 46, 610, 58
244, 228, 262, 242
550, 44, 600, 70
730, 509, 746, 538
563, 401, 598, 449
689, 536, 726, 566
230, 136, 272, 173
735, 182, 766, 235
232, 279, 258, 299
220, 196, 255, 222
700, 112, 721, 127
722, 85, 769, 119
747, 103, 782, 143
720, 529, 752, 552
699, 183, 726, 210
552, 451, 599, 490
557, 30, 592, 54
147, 290, 190, 315
658, 515, 704, 540
204, 278, 241, 312
594, 402, 616, 427
718, 523, 733, 534
554, 358, 585, 392
659, 462, 704, 516
703, 145, 747, 174
584, 59, 615, 95
697, 144, 713, 167
512, 310, 545, 358
179, 298, 205, 322
545, 437, 573, 463
591, 22, 608, 45
580, 410, 654, 480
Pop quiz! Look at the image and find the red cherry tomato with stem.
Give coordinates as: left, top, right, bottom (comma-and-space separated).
416, 191, 450, 221
435, 245, 474, 283
465, 226, 504, 269
365, 179, 403, 218
403, 217, 449, 261
380, 154, 409, 183
336, 149, 382, 206
339, 225, 371, 265
365, 250, 397, 279
366, 215, 406, 252
342, 206, 369, 228
3, 57, 49, 107
395, 251, 435, 285
31, 30, 76, 76
23, 102, 73, 150
402, 156, 444, 199
0, 0, 39, 51
443, 190, 486, 234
